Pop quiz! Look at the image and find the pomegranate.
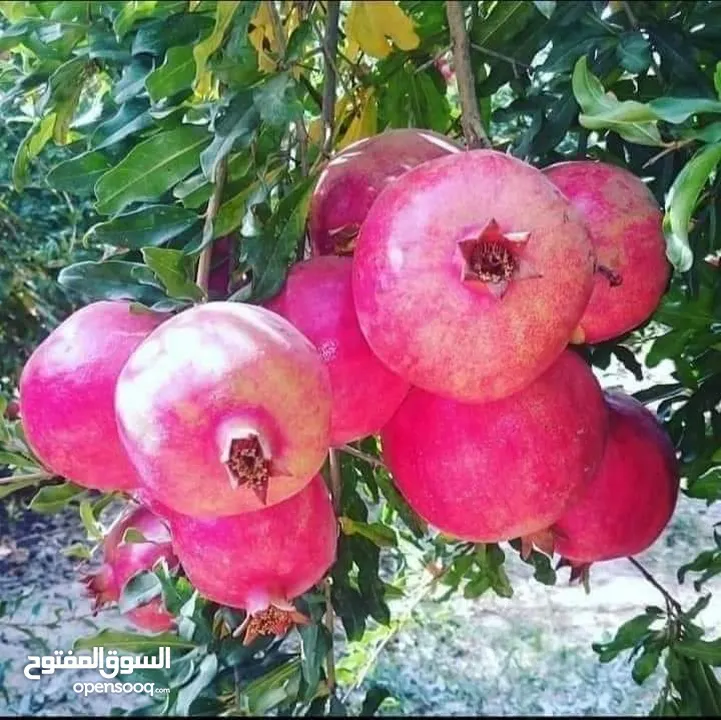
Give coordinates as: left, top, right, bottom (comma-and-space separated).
4, 399, 19, 421
309, 128, 461, 256
266, 256, 409, 446
84, 505, 177, 633
19, 302, 164, 492
380, 350, 608, 543
167, 475, 337, 643
552, 391, 679, 571
544, 161, 669, 344
353, 150, 595, 403
115, 302, 332, 517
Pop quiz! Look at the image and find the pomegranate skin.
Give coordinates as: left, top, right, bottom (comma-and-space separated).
553, 391, 679, 563
19, 302, 164, 491
380, 350, 608, 543
85, 505, 177, 633
167, 475, 337, 612
115, 302, 332, 518
544, 161, 670, 344
266, 256, 409, 446
353, 149, 595, 404
309, 128, 461, 256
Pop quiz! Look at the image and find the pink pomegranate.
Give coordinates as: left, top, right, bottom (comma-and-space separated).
380, 350, 608, 543
115, 302, 332, 517
544, 161, 669, 344
19, 302, 165, 491
553, 391, 679, 567
84, 505, 177, 633
266, 256, 409, 446
353, 150, 595, 403
168, 474, 337, 642
309, 128, 461, 256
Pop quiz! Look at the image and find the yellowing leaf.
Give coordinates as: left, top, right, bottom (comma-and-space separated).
249, 1, 301, 74
339, 89, 377, 149
193, 0, 239, 98
345, 1, 420, 60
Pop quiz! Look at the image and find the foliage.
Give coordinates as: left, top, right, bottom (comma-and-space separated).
1, 0, 721, 716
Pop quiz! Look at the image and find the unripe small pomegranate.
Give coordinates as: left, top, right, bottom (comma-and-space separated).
84, 505, 177, 633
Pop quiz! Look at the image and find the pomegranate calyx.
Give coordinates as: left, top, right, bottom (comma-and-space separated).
519, 529, 556, 559
556, 557, 591, 593
328, 223, 361, 255
235, 602, 310, 646
223, 434, 272, 504
458, 219, 541, 298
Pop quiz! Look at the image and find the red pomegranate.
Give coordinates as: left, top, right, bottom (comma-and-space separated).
265, 256, 409, 446
352, 149, 595, 403
309, 128, 461, 256
115, 302, 332, 517
84, 505, 177, 633
544, 161, 669, 344
19, 302, 165, 492
167, 474, 337, 643
380, 350, 608, 543
552, 391, 679, 569
4, 399, 20, 421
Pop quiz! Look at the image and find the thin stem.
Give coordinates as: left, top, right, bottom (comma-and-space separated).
328, 448, 341, 514
0, 471, 52, 485
196, 157, 228, 294
446, 1, 490, 149
323, 577, 336, 692
415, 46, 450, 74
320, 1, 340, 155
627, 556, 682, 613
470, 42, 530, 70
642, 139, 694, 169
339, 444, 387, 470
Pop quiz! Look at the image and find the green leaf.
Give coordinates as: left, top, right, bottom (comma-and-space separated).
91, 99, 154, 151
532, 1, 555, 19
193, 0, 238, 98
592, 613, 657, 662
297, 623, 329, 699
675, 638, 721, 666
88, 205, 200, 249
122, 528, 148, 544
245, 176, 314, 301
113, 56, 154, 104
253, 73, 302, 127
200, 89, 260, 181
572, 56, 663, 146
339, 517, 397, 548
146, 45, 196, 103
0, 450, 36, 469
175, 653, 218, 715
79, 499, 103, 540
46, 151, 112, 193
0, 474, 47, 500
29, 483, 86, 513
74, 629, 195, 652
132, 8, 212, 56
95, 125, 211, 215
61, 543, 92, 560
617, 32, 652, 73
119, 571, 162, 614
58, 261, 167, 304
663, 142, 721, 272
141, 247, 203, 301
12, 113, 56, 191
632, 645, 663, 684
113, 0, 157, 38
360, 685, 392, 716
649, 97, 721, 124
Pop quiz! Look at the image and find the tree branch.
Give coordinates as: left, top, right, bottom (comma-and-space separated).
320, 1, 340, 155
340, 444, 387, 470
627, 556, 682, 613
196, 157, 228, 294
446, 1, 489, 149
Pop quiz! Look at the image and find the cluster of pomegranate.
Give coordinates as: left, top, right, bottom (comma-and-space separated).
16, 128, 679, 637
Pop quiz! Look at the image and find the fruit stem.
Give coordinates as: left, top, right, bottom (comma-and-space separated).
339, 444, 387, 470
446, 1, 490, 149
627, 556, 682, 614
0, 470, 52, 484
196, 156, 229, 295
320, 1, 340, 156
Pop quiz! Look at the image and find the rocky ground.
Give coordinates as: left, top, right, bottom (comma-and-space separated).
1, 349, 719, 716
